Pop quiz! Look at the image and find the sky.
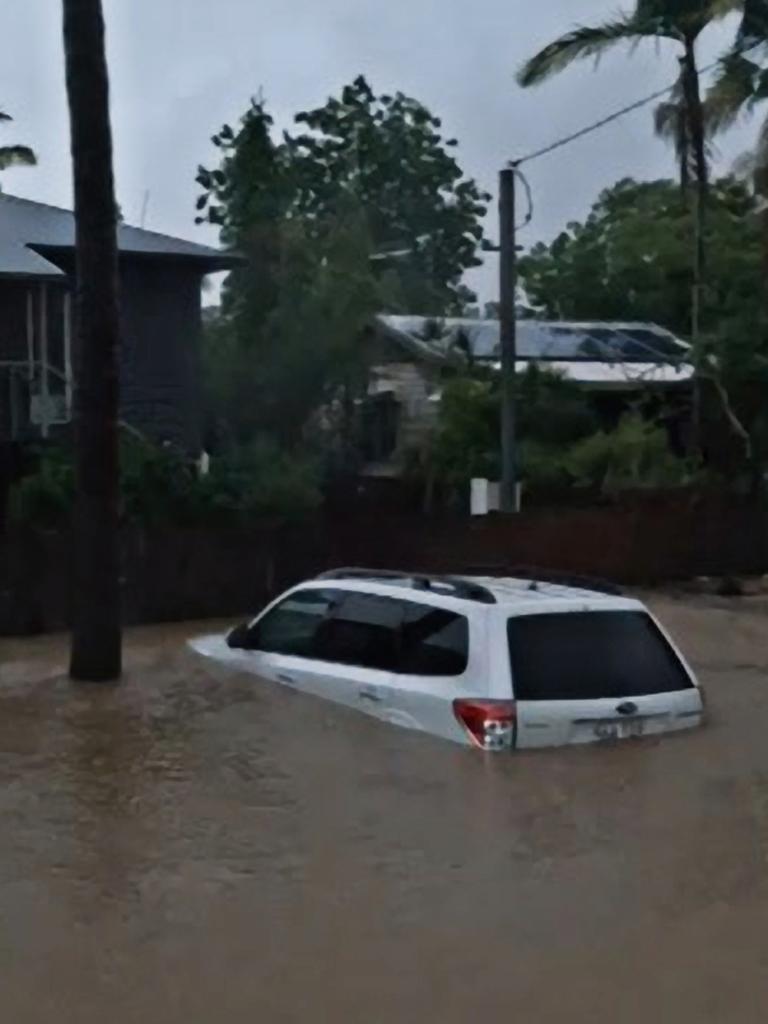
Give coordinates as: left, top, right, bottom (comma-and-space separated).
0, 0, 759, 305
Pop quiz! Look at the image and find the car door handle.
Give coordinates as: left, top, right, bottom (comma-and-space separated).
616, 702, 638, 716
359, 686, 383, 704
278, 673, 296, 685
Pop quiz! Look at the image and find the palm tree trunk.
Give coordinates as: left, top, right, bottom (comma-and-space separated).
681, 35, 707, 455
681, 39, 708, 202
681, 37, 708, 314
63, 0, 122, 681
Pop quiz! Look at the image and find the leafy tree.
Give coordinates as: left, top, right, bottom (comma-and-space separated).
196, 77, 490, 316
0, 109, 36, 176
197, 80, 489, 458
520, 174, 768, 480
203, 200, 396, 449
518, 176, 760, 337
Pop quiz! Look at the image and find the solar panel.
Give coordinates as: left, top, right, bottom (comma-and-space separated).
377, 315, 690, 365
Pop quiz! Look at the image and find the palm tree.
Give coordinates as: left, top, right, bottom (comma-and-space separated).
0, 110, 36, 175
706, 5, 768, 196
517, 2, 745, 201
62, 0, 122, 682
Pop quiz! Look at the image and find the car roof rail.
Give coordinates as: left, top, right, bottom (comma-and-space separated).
506, 566, 624, 597
316, 568, 497, 605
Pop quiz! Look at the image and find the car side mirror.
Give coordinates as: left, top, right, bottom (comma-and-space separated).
227, 622, 253, 650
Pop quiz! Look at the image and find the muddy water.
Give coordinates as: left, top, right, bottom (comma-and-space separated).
1, 597, 768, 1022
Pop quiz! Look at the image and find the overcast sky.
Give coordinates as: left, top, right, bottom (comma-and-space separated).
0, 0, 758, 304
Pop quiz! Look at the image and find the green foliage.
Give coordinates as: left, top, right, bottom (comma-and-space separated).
200, 440, 321, 523
9, 438, 321, 531
195, 79, 487, 462
519, 172, 768, 474
566, 414, 695, 494
203, 204, 393, 448
425, 368, 693, 501
429, 367, 600, 493
197, 77, 490, 317
519, 176, 761, 338
7, 447, 74, 529
430, 376, 499, 487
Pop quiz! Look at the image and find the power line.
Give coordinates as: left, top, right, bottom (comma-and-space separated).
517, 80, 681, 165
516, 46, 760, 167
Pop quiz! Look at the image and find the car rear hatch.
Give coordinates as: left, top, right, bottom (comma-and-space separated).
508, 609, 703, 749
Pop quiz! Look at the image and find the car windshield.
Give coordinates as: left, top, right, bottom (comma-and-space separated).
507, 611, 693, 701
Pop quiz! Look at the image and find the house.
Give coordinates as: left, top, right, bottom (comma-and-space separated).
0, 192, 239, 454
359, 314, 694, 474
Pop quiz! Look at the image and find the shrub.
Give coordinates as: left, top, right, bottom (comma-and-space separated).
566, 414, 695, 494
199, 440, 322, 524
7, 447, 74, 529
8, 437, 322, 531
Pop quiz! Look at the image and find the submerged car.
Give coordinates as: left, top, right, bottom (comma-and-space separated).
190, 568, 704, 751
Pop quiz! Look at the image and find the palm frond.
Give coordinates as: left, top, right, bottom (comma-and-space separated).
706, 54, 761, 133
0, 111, 11, 124
517, 14, 658, 87
753, 111, 768, 197
0, 146, 37, 171
653, 72, 715, 188
736, 0, 768, 48
637, 0, 742, 38
707, 0, 750, 20
654, 94, 692, 187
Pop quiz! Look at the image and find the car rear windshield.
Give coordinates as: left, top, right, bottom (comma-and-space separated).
507, 611, 693, 701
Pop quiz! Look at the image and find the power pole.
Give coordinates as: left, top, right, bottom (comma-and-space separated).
499, 165, 518, 513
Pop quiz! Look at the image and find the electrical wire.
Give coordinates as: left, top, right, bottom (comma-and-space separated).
513, 165, 534, 231
516, 43, 763, 167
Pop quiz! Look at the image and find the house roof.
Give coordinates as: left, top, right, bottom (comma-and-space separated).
0, 192, 240, 280
375, 314, 693, 389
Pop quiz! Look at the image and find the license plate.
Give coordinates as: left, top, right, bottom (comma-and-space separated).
594, 718, 645, 741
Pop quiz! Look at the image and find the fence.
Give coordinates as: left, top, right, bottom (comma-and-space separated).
0, 491, 765, 636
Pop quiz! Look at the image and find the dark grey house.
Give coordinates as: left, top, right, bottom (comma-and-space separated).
0, 192, 238, 453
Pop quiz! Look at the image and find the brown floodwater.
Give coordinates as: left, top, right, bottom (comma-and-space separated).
1, 594, 768, 1022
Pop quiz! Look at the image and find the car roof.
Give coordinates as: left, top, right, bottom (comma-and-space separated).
295, 570, 642, 614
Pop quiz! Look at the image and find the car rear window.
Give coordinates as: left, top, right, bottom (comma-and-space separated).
507, 611, 692, 701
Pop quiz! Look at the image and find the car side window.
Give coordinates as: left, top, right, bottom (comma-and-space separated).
399, 605, 469, 677
314, 592, 403, 671
249, 589, 339, 657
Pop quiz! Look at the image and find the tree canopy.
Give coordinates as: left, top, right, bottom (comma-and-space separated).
196, 77, 490, 454
518, 176, 761, 337
196, 76, 490, 316
519, 174, 768, 473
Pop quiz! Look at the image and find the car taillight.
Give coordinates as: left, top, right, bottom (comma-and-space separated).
453, 699, 517, 751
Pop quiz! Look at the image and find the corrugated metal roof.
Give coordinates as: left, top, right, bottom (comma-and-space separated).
377, 314, 690, 361
375, 314, 693, 387
0, 192, 239, 279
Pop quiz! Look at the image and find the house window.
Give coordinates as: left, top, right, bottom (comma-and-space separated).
361, 392, 399, 462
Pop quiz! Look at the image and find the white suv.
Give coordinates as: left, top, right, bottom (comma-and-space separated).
190, 569, 704, 751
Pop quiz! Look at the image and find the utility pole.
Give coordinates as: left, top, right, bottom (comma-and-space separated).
499, 165, 518, 513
